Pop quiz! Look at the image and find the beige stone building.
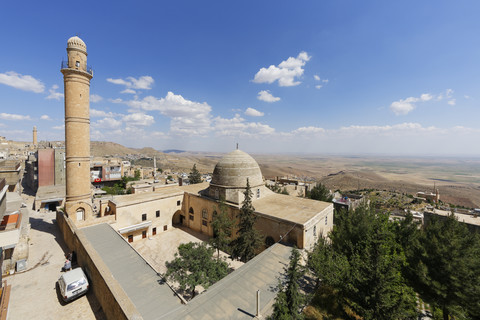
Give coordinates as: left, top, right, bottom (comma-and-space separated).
99, 149, 333, 249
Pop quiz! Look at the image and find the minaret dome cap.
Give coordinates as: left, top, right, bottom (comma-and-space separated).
67, 36, 87, 52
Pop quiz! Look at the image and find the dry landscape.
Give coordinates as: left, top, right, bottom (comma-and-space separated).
90, 141, 480, 208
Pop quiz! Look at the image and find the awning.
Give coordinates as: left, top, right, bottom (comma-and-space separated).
41, 198, 64, 203
118, 221, 152, 234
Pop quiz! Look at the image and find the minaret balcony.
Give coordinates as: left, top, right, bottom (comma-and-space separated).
61, 60, 93, 76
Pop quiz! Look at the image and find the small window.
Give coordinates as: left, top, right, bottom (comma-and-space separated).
142, 231, 147, 239
177, 200, 181, 206
257, 189, 260, 198
156, 210, 160, 218
189, 207, 194, 214
75, 61, 80, 67
202, 209, 208, 219
142, 213, 147, 221
213, 210, 217, 217
189, 215, 194, 221
202, 220, 207, 226
152, 227, 157, 236
325, 215, 328, 225
128, 235, 133, 243
313, 225, 317, 236
164, 225, 167, 231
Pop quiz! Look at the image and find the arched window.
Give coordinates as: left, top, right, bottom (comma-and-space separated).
202, 209, 208, 220
76, 208, 84, 221
257, 189, 260, 198
189, 207, 194, 214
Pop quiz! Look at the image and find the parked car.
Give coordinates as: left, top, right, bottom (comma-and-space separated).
57, 267, 89, 302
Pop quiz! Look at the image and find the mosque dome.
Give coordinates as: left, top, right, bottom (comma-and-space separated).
67, 36, 87, 52
210, 149, 264, 188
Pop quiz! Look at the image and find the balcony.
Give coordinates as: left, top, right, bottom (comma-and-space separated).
60, 60, 93, 76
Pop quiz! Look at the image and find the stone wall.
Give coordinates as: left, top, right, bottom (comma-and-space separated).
56, 211, 141, 320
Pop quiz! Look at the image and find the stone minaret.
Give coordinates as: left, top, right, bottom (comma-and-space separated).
61, 36, 93, 221
32, 126, 37, 146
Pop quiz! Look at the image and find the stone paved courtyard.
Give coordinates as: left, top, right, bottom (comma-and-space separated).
6, 194, 104, 320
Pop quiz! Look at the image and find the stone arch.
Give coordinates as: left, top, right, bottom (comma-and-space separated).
265, 236, 275, 248
172, 210, 184, 226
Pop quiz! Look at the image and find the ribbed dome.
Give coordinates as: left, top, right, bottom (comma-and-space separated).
210, 150, 263, 188
67, 36, 87, 52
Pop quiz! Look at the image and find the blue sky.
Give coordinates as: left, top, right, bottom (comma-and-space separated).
1, 1, 480, 155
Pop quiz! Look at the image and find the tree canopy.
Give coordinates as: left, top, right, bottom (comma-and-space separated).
232, 178, 263, 262
270, 247, 304, 320
307, 182, 333, 202
308, 206, 417, 319
188, 163, 202, 184
210, 197, 235, 259
413, 214, 480, 320
164, 242, 229, 299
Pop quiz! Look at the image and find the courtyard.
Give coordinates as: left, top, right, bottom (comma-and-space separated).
6, 194, 104, 320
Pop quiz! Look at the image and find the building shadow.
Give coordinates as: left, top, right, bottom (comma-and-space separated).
29, 217, 69, 253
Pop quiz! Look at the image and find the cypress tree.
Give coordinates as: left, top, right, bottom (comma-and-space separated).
232, 178, 262, 262
189, 163, 202, 184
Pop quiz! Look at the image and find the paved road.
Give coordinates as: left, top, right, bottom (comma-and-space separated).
6, 195, 104, 320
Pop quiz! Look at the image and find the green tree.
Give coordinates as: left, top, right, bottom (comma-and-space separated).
232, 178, 262, 262
134, 169, 141, 180
307, 183, 333, 202
281, 187, 289, 195
210, 197, 235, 259
308, 206, 417, 319
417, 214, 480, 320
189, 163, 202, 184
270, 247, 304, 320
164, 242, 229, 299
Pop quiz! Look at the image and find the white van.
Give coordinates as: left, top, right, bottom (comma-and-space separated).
57, 267, 89, 302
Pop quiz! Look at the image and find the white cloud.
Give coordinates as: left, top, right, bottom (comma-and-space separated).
390, 93, 433, 115
245, 108, 264, 117
92, 117, 122, 129
464, 95, 470, 99
90, 94, 103, 103
292, 126, 325, 135
214, 114, 274, 136
107, 76, 154, 91
448, 99, 456, 106
122, 113, 155, 127
314, 75, 320, 81
123, 92, 212, 135
0, 71, 45, 93
0, 113, 31, 121
121, 88, 137, 94
257, 90, 280, 102
253, 51, 311, 87
40, 115, 51, 120
322, 79, 329, 83
90, 109, 117, 118
45, 84, 63, 100
52, 124, 64, 130
315, 85, 323, 89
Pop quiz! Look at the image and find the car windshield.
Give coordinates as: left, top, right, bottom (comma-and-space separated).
67, 277, 86, 291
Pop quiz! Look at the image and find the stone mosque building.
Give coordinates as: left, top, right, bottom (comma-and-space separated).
57, 35, 333, 319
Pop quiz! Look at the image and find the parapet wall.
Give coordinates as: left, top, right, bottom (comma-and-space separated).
56, 211, 142, 320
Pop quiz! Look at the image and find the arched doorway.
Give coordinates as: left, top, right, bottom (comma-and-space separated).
172, 210, 184, 227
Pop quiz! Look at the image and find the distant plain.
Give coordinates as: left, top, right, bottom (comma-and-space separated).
90, 141, 480, 208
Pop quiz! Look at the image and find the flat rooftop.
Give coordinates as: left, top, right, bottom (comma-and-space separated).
111, 186, 184, 207
35, 185, 65, 202
426, 209, 480, 226
253, 193, 332, 225
81, 223, 183, 320
178, 182, 209, 195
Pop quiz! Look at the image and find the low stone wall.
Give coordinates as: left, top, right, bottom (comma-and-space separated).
56, 211, 142, 320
